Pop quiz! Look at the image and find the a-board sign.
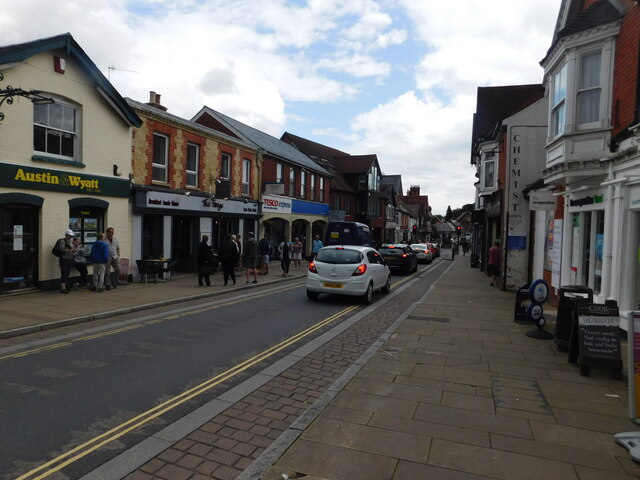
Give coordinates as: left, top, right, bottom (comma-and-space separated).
570, 300, 622, 378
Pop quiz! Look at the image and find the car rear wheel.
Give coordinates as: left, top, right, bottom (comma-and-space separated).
382, 275, 391, 294
362, 282, 373, 304
307, 290, 319, 301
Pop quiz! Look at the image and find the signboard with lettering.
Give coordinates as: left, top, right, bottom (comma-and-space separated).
529, 191, 555, 210
136, 190, 259, 215
570, 301, 622, 378
262, 195, 292, 214
0, 163, 130, 197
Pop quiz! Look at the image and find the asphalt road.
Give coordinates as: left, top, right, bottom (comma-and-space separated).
1, 260, 442, 480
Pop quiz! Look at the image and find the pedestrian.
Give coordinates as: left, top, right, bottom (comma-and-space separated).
312, 234, 323, 259
54, 229, 75, 294
291, 237, 303, 269
105, 227, 120, 290
259, 233, 270, 275
219, 233, 240, 286
196, 234, 215, 286
278, 236, 292, 277
244, 232, 259, 284
488, 240, 501, 287
90, 232, 109, 293
235, 233, 242, 273
71, 236, 90, 288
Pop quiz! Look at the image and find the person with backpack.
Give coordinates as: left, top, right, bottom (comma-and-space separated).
89, 232, 110, 293
53, 229, 75, 294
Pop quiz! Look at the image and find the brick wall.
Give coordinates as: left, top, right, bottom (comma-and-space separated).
611, 4, 640, 135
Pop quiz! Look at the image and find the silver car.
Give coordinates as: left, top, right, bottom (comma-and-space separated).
306, 245, 391, 304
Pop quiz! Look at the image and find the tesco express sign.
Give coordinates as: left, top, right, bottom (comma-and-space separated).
262, 195, 292, 214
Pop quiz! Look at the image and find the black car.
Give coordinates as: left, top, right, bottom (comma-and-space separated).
378, 244, 418, 275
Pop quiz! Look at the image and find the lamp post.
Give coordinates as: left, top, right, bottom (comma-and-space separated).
0, 72, 54, 123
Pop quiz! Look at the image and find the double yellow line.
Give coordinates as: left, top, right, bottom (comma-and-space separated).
17, 303, 359, 480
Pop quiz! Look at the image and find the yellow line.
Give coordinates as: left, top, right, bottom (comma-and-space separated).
76, 324, 143, 341
17, 304, 359, 480
0, 342, 71, 361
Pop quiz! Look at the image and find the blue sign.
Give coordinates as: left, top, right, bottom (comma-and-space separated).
292, 199, 329, 215
508, 235, 527, 250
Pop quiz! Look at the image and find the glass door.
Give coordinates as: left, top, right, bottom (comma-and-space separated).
0, 205, 39, 291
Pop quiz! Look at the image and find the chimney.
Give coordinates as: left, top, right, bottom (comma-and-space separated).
408, 185, 420, 196
146, 91, 168, 111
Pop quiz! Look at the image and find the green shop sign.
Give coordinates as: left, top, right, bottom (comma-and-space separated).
0, 163, 130, 197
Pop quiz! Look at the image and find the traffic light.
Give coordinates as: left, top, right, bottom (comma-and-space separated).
412, 225, 417, 234
456, 225, 461, 235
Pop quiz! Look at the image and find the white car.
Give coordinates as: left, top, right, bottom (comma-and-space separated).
410, 243, 433, 264
306, 245, 391, 304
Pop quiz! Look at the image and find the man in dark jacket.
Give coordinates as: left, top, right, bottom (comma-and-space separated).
243, 232, 259, 284
196, 234, 215, 286
259, 233, 270, 275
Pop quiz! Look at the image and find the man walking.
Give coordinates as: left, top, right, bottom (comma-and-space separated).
259, 233, 270, 275
488, 240, 501, 287
312, 234, 323, 259
105, 227, 120, 290
90, 232, 110, 293
244, 232, 259, 284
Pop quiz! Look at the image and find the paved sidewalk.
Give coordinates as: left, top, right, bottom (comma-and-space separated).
4, 258, 638, 479
256, 259, 637, 480
0, 265, 307, 340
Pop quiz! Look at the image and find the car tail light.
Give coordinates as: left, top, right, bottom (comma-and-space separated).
308, 262, 318, 273
352, 264, 367, 276
402, 253, 408, 258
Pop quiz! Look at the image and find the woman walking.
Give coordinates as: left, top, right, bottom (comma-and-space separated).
291, 237, 303, 270
219, 233, 240, 286
278, 236, 292, 277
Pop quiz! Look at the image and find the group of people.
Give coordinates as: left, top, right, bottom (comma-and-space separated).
196, 232, 325, 286
55, 227, 120, 294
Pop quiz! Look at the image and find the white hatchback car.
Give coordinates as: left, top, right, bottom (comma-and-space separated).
306, 245, 391, 304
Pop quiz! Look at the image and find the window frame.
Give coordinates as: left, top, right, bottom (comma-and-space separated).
276, 163, 283, 183
220, 152, 231, 180
576, 50, 602, 128
310, 174, 315, 201
186, 142, 199, 188
33, 98, 80, 162
152, 132, 169, 183
551, 63, 567, 138
300, 171, 306, 199
289, 168, 296, 197
242, 158, 251, 196
319, 177, 325, 202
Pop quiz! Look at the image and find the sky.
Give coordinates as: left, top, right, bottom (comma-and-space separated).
0, 0, 560, 215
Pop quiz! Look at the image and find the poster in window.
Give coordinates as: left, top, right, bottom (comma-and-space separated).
84, 218, 98, 230
84, 231, 97, 244
69, 218, 81, 230
595, 233, 604, 276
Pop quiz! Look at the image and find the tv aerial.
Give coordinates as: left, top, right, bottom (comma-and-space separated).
107, 66, 138, 81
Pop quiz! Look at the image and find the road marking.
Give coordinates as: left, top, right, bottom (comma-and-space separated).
16, 304, 359, 480
0, 342, 72, 361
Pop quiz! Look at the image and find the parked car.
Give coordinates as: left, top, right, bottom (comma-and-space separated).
428, 242, 440, 258
378, 244, 418, 275
306, 245, 390, 304
410, 243, 433, 264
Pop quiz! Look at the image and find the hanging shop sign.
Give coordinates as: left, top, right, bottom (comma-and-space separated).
0, 163, 130, 197
529, 191, 555, 210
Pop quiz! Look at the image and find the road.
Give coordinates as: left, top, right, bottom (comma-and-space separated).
1, 259, 446, 480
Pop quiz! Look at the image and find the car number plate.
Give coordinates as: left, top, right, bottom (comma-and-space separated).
323, 282, 344, 289
384, 256, 394, 261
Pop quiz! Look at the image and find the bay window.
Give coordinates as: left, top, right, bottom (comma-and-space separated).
577, 51, 601, 126
552, 64, 567, 137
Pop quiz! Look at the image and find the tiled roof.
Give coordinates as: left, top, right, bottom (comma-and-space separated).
0, 33, 141, 127
281, 132, 349, 161
192, 108, 331, 176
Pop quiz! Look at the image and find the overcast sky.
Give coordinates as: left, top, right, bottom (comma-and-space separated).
1, 0, 560, 215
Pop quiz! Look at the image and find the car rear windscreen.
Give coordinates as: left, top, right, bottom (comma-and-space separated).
316, 249, 363, 264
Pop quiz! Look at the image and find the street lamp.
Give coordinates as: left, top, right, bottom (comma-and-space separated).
0, 72, 54, 124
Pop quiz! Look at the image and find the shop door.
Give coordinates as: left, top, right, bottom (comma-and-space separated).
0, 206, 39, 291
172, 216, 199, 272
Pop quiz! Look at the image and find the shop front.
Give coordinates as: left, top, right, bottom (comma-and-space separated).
0, 163, 131, 292
261, 194, 329, 258
132, 188, 260, 276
